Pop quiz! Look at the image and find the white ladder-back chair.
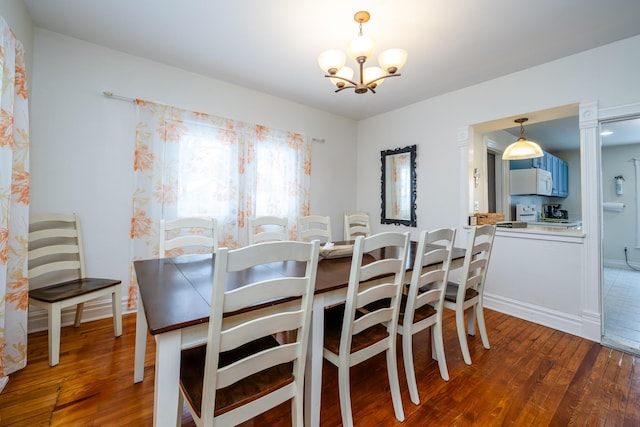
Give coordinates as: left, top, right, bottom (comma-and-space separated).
343, 211, 371, 241
177, 240, 320, 426
298, 215, 332, 243
443, 224, 496, 365
248, 216, 288, 244
323, 232, 410, 426
399, 227, 456, 404
27, 213, 122, 366
159, 217, 218, 257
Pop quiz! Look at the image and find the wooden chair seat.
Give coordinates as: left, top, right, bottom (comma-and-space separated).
363, 294, 439, 326
180, 336, 294, 418
29, 278, 121, 303
444, 284, 479, 303
323, 305, 389, 354
397, 294, 437, 325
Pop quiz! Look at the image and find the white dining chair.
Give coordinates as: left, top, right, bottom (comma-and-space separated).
443, 224, 496, 365
159, 216, 217, 257
248, 215, 288, 244
343, 211, 371, 240
177, 240, 320, 426
27, 213, 123, 366
398, 227, 456, 404
323, 231, 409, 427
298, 214, 332, 243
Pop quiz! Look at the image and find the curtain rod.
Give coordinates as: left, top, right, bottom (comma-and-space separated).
104, 90, 325, 142
103, 90, 135, 103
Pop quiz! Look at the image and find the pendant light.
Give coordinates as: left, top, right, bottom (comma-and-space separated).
502, 118, 544, 160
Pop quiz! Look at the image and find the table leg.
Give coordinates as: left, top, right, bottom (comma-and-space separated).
134, 298, 147, 383
305, 294, 325, 427
153, 330, 182, 427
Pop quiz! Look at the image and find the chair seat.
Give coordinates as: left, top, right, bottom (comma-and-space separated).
180, 335, 294, 419
397, 294, 437, 326
444, 282, 479, 303
323, 304, 389, 355
362, 295, 437, 326
29, 278, 122, 303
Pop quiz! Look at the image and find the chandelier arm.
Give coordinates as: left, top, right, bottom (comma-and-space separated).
324, 74, 359, 87
335, 85, 356, 93
365, 73, 402, 87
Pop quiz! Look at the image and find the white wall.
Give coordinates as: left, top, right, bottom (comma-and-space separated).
358, 35, 640, 238
356, 35, 640, 340
29, 29, 358, 325
602, 143, 640, 265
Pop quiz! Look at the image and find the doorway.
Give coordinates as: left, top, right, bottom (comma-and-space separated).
600, 116, 640, 354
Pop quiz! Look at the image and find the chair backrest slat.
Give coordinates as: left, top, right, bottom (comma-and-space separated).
248, 216, 289, 244
28, 213, 85, 287
298, 215, 332, 242
159, 217, 217, 257
344, 211, 371, 240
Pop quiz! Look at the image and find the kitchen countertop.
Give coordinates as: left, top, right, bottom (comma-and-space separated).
525, 220, 582, 229
494, 223, 585, 242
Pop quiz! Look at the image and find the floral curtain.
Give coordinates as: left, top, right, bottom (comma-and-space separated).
0, 17, 30, 380
127, 100, 311, 308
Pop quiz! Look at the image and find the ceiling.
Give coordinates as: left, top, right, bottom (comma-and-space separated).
23, 0, 640, 121
502, 116, 640, 152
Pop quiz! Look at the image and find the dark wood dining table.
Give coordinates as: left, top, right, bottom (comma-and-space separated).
133, 241, 465, 427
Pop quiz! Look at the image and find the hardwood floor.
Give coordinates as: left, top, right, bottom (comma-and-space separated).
1, 308, 639, 426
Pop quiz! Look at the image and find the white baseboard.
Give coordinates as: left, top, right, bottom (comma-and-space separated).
603, 258, 640, 270
484, 292, 598, 342
28, 296, 133, 334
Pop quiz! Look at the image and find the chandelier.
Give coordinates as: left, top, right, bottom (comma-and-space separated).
318, 11, 407, 94
502, 118, 544, 160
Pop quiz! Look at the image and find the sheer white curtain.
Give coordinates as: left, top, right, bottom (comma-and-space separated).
127, 100, 311, 307
0, 17, 30, 386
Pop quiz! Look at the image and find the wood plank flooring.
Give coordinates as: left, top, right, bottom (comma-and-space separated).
1, 308, 638, 426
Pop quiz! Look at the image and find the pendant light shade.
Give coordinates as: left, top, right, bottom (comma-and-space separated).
502, 118, 544, 160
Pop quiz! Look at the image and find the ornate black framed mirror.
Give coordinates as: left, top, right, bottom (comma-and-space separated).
380, 145, 417, 226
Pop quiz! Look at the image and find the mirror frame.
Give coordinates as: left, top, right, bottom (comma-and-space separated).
380, 144, 417, 227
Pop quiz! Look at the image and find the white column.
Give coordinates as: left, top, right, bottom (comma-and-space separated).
579, 101, 601, 341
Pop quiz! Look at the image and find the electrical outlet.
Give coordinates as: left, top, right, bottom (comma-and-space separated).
473, 201, 480, 212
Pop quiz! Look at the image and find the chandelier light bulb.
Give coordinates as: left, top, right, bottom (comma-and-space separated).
363, 66, 385, 87
347, 33, 375, 62
329, 66, 354, 88
318, 49, 346, 74
379, 48, 407, 74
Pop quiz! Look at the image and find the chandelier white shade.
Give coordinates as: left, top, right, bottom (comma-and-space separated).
502, 118, 544, 160
318, 11, 407, 94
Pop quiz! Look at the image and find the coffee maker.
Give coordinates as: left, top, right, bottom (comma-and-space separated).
542, 203, 568, 220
